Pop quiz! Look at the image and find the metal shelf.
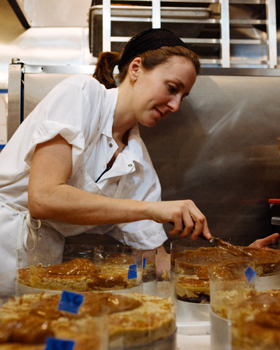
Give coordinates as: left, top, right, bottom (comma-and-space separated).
88, 0, 277, 68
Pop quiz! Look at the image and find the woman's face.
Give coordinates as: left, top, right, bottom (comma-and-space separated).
130, 55, 197, 127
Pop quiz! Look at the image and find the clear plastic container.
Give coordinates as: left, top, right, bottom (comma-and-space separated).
15, 243, 177, 349
142, 248, 157, 296
0, 291, 109, 350
109, 290, 177, 350
171, 238, 233, 305
209, 259, 257, 350
109, 273, 177, 349
93, 244, 143, 293
231, 290, 280, 350
16, 244, 143, 295
170, 238, 222, 335
251, 244, 280, 292
210, 259, 257, 319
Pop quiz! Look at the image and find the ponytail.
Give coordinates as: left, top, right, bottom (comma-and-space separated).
93, 52, 120, 89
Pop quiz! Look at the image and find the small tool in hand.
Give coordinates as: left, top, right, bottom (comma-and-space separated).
169, 221, 252, 257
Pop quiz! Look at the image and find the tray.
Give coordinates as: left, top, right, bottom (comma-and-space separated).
90, 5, 212, 19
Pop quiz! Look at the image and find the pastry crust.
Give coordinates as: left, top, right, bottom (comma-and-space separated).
109, 293, 176, 347
0, 292, 176, 349
172, 246, 280, 304
17, 258, 142, 292
174, 275, 210, 303
231, 290, 280, 350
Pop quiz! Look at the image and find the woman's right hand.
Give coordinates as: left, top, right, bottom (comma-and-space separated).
148, 199, 212, 241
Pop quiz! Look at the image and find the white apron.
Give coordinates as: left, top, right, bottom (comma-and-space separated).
0, 201, 65, 299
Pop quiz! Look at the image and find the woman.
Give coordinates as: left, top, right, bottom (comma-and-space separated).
0, 28, 277, 297
0, 28, 211, 297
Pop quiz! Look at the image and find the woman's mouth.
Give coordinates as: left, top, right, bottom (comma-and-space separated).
154, 108, 164, 119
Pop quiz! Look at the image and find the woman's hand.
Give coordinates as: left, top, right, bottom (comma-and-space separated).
249, 233, 279, 248
149, 199, 211, 241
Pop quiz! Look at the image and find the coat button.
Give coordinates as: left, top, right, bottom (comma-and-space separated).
128, 164, 133, 167
109, 143, 113, 147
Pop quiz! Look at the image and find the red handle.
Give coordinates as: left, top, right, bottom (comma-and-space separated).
269, 199, 280, 204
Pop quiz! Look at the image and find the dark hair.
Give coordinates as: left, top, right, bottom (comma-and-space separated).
93, 45, 200, 89
93, 51, 120, 89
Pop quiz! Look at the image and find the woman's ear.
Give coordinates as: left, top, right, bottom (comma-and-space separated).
128, 57, 142, 83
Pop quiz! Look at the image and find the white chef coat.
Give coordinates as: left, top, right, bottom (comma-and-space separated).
0, 74, 167, 297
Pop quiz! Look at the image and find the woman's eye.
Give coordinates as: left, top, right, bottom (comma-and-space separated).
168, 85, 177, 93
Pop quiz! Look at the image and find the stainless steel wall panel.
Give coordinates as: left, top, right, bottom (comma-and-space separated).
7, 63, 22, 141
139, 73, 280, 245
18, 0, 91, 27
23, 66, 95, 118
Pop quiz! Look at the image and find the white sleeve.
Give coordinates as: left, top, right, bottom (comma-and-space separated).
111, 220, 168, 250
24, 76, 103, 178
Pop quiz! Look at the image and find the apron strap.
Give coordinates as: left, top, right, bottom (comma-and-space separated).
16, 212, 41, 268
24, 214, 41, 251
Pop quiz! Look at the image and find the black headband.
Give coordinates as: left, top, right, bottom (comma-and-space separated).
118, 28, 189, 71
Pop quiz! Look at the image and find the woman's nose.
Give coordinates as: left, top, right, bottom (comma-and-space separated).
167, 96, 181, 112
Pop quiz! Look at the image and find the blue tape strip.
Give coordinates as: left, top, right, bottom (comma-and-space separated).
44, 337, 75, 350
0, 145, 5, 150
127, 264, 137, 279
143, 257, 146, 269
245, 266, 256, 282
0, 89, 8, 94
58, 290, 84, 314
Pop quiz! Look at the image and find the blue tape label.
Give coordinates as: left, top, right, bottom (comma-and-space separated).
143, 257, 146, 269
245, 266, 256, 282
58, 290, 84, 314
44, 337, 75, 350
127, 264, 137, 279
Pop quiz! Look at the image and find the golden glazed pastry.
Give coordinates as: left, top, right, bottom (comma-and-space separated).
172, 247, 233, 276
211, 288, 257, 319
0, 292, 176, 349
109, 293, 176, 347
17, 258, 142, 292
231, 290, 280, 350
172, 249, 240, 304
174, 276, 210, 304
172, 246, 280, 303
142, 261, 156, 283
242, 247, 280, 276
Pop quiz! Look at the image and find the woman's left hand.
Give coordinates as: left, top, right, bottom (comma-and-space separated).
249, 233, 279, 248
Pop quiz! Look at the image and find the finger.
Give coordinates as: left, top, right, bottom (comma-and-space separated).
262, 232, 280, 246
201, 222, 212, 240
189, 218, 204, 240
178, 216, 195, 237
189, 214, 212, 241
168, 220, 186, 235
249, 233, 279, 248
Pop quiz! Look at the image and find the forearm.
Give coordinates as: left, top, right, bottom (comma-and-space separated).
29, 183, 153, 225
